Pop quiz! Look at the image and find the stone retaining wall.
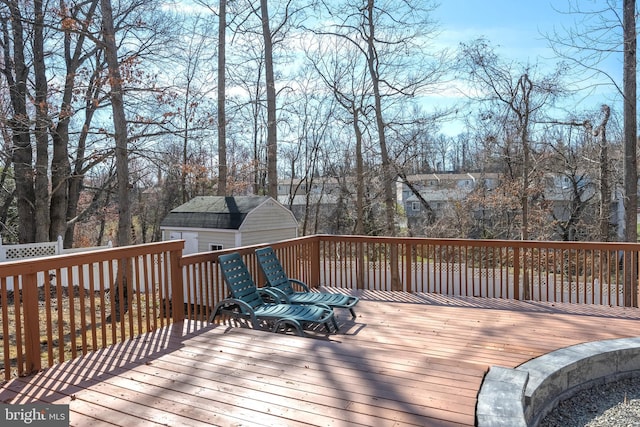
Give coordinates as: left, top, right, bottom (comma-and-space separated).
476, 337, 640, 426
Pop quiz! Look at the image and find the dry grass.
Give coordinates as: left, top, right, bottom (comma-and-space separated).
1, 286, 171, 380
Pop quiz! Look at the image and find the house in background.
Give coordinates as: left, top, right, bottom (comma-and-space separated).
277, 176, 345, 234
160, 196, 298, 255
400, 173, 501, 224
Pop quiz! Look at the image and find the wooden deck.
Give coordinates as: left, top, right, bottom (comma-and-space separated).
3, 291, 640, 426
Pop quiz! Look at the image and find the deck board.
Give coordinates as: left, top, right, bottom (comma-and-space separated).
3, 292, 640, 426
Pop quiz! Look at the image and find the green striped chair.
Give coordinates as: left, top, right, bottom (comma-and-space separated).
211, 252, 337, 335
255, 246, 359, 319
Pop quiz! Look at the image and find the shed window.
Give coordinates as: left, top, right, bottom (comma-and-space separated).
411, 202, 420, 211
209, 244, 223, 251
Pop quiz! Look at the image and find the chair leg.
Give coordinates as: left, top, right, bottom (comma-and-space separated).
349, 308, 356, 319
209, 304, 224, 323
324, 322, 333, 333
274, 318, 303, 336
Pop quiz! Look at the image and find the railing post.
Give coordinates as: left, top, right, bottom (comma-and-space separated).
22, 272, 41, 375
633, 250, 639, 308
356, 240, 365, 290
310, 238, 321, 287
170, 247, 185, 322
390, 243, 402, 292
56, 235, 64, 254
513, 246, 520, 300
405, 243, 413, 293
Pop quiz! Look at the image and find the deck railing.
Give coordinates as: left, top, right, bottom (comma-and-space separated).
0, 240, 184, 381
179, 234, 640, 316
313, 236, 639, 307
2, 235, 640, 381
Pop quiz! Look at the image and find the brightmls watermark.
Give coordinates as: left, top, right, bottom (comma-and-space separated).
0, 404, 69, 426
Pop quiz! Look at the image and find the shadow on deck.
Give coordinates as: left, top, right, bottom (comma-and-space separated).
2, 292, 640, 426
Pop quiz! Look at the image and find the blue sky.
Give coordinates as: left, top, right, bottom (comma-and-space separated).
431, 0, 624, 134
435, 0, 571, 61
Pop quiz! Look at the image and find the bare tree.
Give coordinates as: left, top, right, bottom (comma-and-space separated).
101, 0, 131, 246
225, 40, 266, 194
1, 0, 172, 246
459, 40, 564, 299
170, 14, 217, 203
280, 76, 337, 236
1, 1, 36, 243
547, 1, 637, 246
33, 0, 50, 242
306, 36, 369, 236
622, 0, 636, 306
459, 39, 564, 242
544, 124, 598, 241
217, 0, 228, 196
622, 0, 637, 244
362, 0, 395, 238
259, 0, 278, 198
56, 0, 101, 245
310, 0, 448, 289
63, 48, 109, 247
314, 0, 448, 230
593, 105, 612, 241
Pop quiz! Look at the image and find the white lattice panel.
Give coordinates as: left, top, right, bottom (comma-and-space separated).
3, 242, 57, 260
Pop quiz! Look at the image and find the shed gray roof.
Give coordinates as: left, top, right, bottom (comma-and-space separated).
160, 196, 271, 230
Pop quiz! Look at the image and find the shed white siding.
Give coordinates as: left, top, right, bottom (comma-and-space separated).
161, 196, 297, 254
191, 229, 239, 252
239, 198, 297, 235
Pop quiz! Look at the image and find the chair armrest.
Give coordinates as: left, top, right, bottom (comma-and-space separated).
288, 278, 311, 292
262, 286, 291, 303
257, 288, 283, 302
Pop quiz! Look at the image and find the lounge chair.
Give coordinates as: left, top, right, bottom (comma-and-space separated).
255, 246, 359, 318
211, 252, 338, 336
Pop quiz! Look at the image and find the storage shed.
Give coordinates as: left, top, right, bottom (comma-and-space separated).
160, 196, 298, 254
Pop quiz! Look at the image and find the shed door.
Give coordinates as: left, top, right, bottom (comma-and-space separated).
169, 231, 199, 255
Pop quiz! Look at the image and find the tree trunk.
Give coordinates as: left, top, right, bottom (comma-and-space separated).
217, 0, 228, 196
365, 0, 395, 238
181, 81, 189, 203
50, 0, 97, 243
4, 3, 36, 243
518, 74, 533, 242
596, 105, 611, 242
623, 0, 637, 244
64, 38, 102, 248
353, 107, 365, 236
260, 0, 278, 199
50, 120, 70, 242
623, 0, 637, 306
353, 108, 366, 289
101, 0, 131, 247
64, 100, 97, 248
517, 74, 533, 300
397, 172, 436, 223
33, 0, 51, 242
365, 0, 400, 290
